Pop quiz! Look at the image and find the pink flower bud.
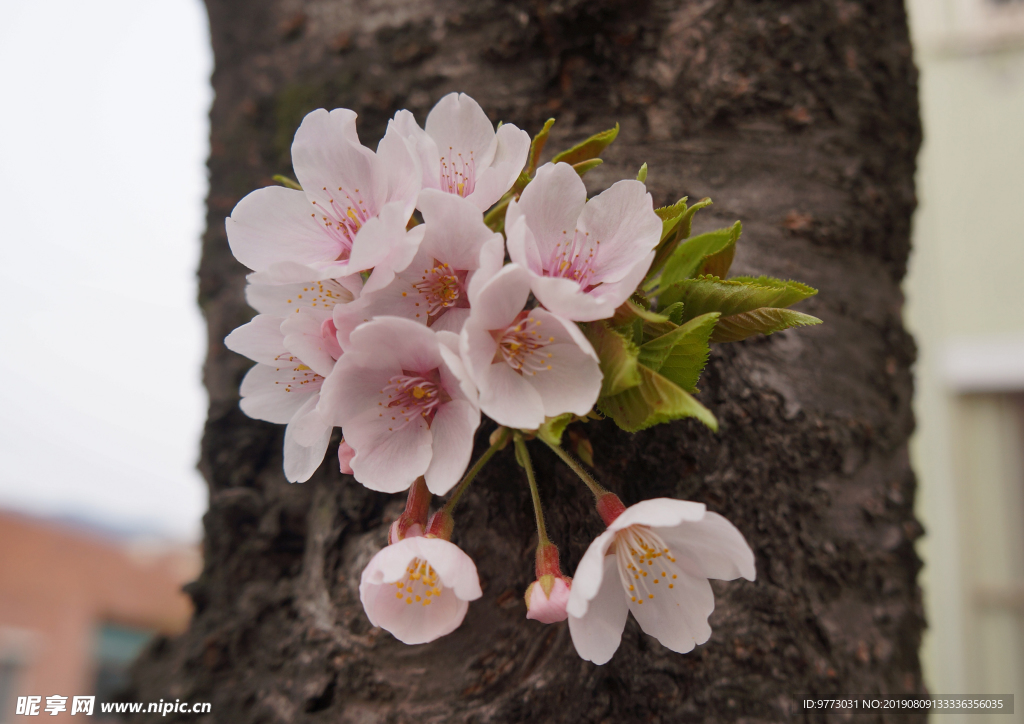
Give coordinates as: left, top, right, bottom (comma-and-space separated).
338, 439, 356, 474
525, 574, 572, 624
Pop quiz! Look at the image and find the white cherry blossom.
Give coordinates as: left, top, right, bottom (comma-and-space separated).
225, 278, 358, 482
318, 317, 480, 494
334, 190, 505, 344
390, 93, 531, 211
566, 498, 755, 665
460, 263, 601, 430
506, 162, 662, 322
360, 535, 482, 645
227, 108, 423, 289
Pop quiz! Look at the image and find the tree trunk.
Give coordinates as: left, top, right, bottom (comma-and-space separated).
131, 0, 925, 721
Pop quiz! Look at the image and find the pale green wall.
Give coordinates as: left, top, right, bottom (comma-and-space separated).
905, 0, 1024, 717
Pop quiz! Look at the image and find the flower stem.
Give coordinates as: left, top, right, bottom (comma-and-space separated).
540, 438, 609, 498
513, 431, 549, 546
442, 427, 511, 515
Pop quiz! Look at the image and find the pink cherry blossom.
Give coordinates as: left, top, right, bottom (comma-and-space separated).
318, 317, 480, 494
460, 263, 601, 430
389, 93, 530, 211
225, 278, 357, 482
360, 535, 482, 645
506, 162, 662, 322
525, 575, 572, 624
334, 190, 505, 343
566, 498, 755, 665
227, 108, 423, 289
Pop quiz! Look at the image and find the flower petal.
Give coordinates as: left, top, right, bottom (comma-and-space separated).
283, 396, 332, 483
467, 263, 531, 330
350, 203, 423, 294
424, 93, 496, 168
608, 499, 707, 533
348, 412, 433, 493
577, 179, 661, 285
658, 512, 756, 582
227, 186, 339, 272
317, 357, 398, 428
423, 400, 480, 495
565, 529, 617, 618
389, 109, 441, 193
478, 361, 545, 430
362, 579, 468, 645
418, 537, 483, 601
281, 309, 337, 377
628, 566, 714, 654
291, 108, 383, 216
528, 272, 618, 322
567, 554, 629, 665
418, 189, 502, 271
239, 363, 321, 424
245, 278, 357, 317
375, 124, 421, 215
224, 315, 286, 366
464, 123, 530, 210
507, 163, 587, 263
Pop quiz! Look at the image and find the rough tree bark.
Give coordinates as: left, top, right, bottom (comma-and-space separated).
130, 1, 924, 721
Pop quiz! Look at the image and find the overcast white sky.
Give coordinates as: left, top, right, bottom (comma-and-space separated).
0, 0, 212, 541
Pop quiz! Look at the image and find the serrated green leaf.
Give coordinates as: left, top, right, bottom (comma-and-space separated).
666, 276, 817, 323
528, 118, 556, 175
637, 313, 719, 392
273, 174, 302, 190
655, 197, 688, 221
699, 241, 735, 278
536, 413, 575, 445
662, 302, 685, 325
582, 321, 642, 397
609, 298, 669, 329
572, 158, 603, 178
637, 163, 648, 183
727, 276, 819, 308
645, 199, 718, 288
599, 364, 718, 432
552, 124, 619, 166
710, 308, 822, 343
656, 221, 742, 290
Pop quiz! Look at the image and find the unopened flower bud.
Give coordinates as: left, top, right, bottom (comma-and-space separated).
338, 439, 356, 475
525, 541, 572, 623
525, 574, 572, 624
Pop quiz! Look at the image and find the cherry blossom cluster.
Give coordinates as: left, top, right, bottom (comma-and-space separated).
224, 93, 821, 663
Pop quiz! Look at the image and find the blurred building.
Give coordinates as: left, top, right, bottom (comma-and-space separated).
0, 512, 198, 722
905, 0, 1024, 719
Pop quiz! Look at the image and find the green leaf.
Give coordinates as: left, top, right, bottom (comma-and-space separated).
655, 197, 688, 222
636, 163, 648, 183
666, 276, 818, 323
608, 298, 669, 329
582, 321, 642, 397
572, 158, 603, 178
528, 118, 556, 175
552, 124, 619, 166
727, 276, 819, 308
644, 199, 717, 288
273, 174, 302, 190
536, 413, 575, 445
661, 197, 712, 244
656, 221, 742, 290
662, 302, 685, 325
599, 364, 718, 433
710, 308, 822, 343
637, 313, 719, 392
